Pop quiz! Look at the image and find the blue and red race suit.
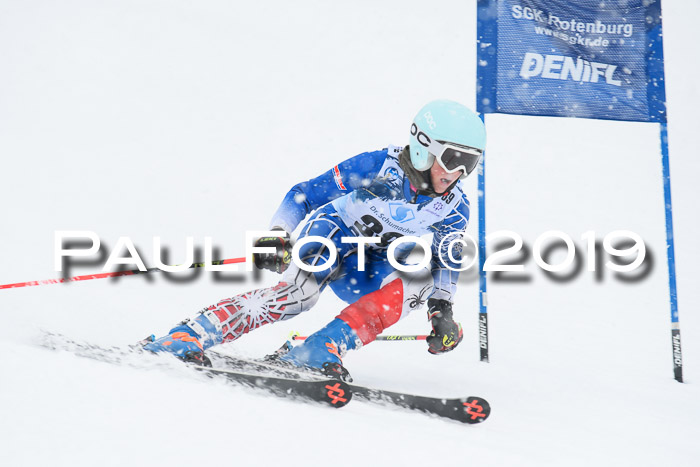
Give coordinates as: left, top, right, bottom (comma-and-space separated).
269, 145, 470, 305
148, 145, 471, 352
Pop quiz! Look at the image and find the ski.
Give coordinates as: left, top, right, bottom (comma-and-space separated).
209, 349, 333, 380
193, 365, 352, 408
41, 333, 490, 423
39, 333, 351, 408
209, 350, 491, 424
348, 384, 489, 424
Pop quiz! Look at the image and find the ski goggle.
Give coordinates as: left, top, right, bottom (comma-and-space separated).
411, 122, 483, 177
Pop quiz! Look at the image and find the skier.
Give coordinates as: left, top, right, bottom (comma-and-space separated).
143, 99, 486, 380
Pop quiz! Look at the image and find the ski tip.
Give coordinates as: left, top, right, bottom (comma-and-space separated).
459, 397, 491, 424
320, 380, 352, 408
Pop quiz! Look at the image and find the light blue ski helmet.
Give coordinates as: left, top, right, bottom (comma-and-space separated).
409, 100, 486, 178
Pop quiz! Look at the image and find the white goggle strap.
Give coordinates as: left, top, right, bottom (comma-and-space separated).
426, 139, 447, 160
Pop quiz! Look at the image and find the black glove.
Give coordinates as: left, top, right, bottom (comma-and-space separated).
253, 229, 292, 274
426, 298, 463, 354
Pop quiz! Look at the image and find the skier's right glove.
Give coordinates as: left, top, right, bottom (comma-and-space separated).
253, 229, 292, 274
426, 298, 464, 354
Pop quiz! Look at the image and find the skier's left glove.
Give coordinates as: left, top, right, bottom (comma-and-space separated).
253, 228, 292, 274
426, 298, 463, 354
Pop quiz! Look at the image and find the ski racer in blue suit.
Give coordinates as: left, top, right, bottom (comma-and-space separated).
144, 100, 486, 380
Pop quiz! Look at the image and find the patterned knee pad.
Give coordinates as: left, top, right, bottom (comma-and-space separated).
184, 272, 322, 345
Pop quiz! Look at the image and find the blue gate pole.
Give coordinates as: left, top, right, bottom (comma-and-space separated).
659, 122, 683, 382
477, 113, 489, 362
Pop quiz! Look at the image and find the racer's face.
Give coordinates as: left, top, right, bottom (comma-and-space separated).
430, 159, 462, 193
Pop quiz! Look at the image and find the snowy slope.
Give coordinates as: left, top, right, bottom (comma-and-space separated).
1, 1, 699, 466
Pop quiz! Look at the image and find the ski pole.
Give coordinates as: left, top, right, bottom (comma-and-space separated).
0, 257, 246, 290
290, 334, 427, 341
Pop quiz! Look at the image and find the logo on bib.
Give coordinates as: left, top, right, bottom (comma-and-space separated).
389, 203, 416, 223
383, 167, 400, 180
